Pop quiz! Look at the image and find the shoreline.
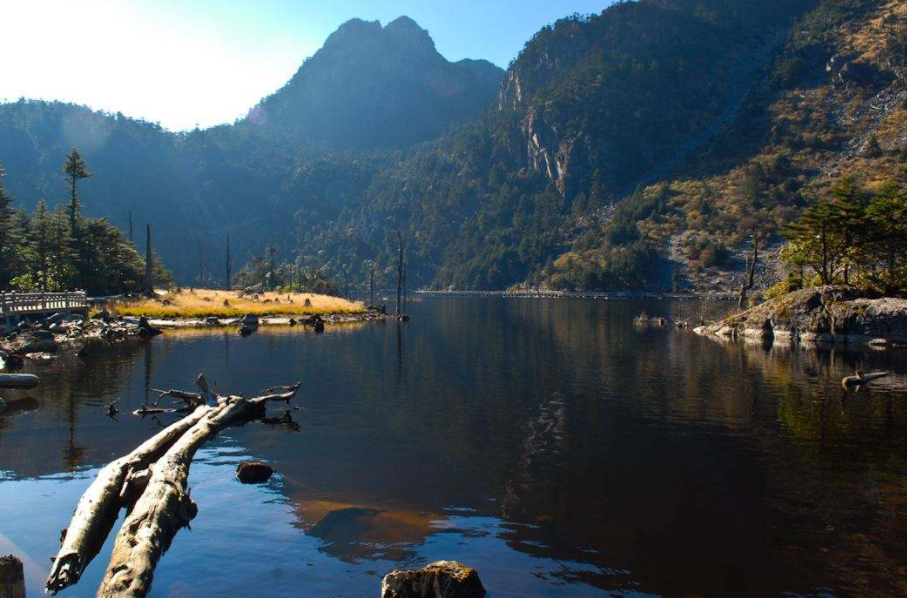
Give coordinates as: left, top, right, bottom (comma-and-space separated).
143, 311, 387, 329
415, 290, 737, 300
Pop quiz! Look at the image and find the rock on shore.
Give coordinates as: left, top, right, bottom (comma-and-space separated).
695, 286, 907, 346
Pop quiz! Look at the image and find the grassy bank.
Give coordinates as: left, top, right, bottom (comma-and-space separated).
114, 289, 364, 318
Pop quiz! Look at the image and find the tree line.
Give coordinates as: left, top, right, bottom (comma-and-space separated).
0, 149, 171, 295
781, 177, 907, 296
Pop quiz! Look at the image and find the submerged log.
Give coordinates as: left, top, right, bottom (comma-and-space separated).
95, 381, 300, 598
842, 370, 892, 388
46, 403, 217, 594
0, 374, 39, 390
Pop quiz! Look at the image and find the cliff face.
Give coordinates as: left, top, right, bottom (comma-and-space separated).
493, 0, 818, 198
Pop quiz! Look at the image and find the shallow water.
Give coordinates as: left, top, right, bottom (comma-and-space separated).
1, 298, 906, 598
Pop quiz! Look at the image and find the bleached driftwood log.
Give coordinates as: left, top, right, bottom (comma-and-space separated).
46, 402, 217, 593
95, 381, 301, 598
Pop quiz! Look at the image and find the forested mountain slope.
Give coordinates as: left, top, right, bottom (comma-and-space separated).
0, 17, 501, 283
1, 1, 905, 292
306, 0, 906, 292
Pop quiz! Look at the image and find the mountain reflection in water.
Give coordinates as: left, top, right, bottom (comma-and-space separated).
0, 298, 905, 598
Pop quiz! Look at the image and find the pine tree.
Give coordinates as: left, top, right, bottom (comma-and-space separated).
63, 148, 92, 234
0, 163, 18, 288
783, 198, 846, 285
828, 177, 866, 284
865, 181, 907, 294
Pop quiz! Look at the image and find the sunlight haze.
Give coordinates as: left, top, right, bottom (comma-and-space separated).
0, 0, 613, 131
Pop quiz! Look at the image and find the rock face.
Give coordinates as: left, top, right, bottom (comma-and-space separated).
696, 286, 907, 345
381, 561, 486, 598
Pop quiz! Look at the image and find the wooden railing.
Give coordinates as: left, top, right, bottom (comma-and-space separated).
0, 291, 89, 316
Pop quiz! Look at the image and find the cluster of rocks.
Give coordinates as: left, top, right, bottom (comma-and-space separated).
0, 312, 160, 367
695, 286, 907, 348
143, 309, 389, 331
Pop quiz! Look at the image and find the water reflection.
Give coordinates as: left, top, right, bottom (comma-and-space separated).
0, 299, 906, 598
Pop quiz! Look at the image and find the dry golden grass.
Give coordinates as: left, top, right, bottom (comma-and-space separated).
115, 288, 364, 318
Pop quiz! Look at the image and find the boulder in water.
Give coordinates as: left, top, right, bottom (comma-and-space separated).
236, 461, 274, 484
381, 561, 486, 598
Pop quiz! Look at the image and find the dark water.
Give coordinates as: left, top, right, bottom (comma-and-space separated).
1, 298, 907, 598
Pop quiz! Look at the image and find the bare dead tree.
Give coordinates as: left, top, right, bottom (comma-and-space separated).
225, 233, 232, 290
144, 224, 154, 296
396, 232, 404, 315
369, 262, 375, 305
197, 245, 204, 288
738, 232, 759, 311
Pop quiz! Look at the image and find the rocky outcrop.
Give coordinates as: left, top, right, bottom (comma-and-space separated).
3, 330, 58, 355
695, 286, 907, 346
381, 561, 486, 598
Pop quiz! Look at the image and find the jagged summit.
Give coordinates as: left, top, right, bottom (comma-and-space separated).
249, 16, 503, 149
384, 15, 427, 33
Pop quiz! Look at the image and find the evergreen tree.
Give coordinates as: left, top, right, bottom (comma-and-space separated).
783, 198, 846, 285
0, 163, 18, 288
864, 181, 907, 294
63, 148, 92, 234
828, 177, 867, 284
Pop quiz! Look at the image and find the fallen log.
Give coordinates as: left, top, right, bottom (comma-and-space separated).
0, 374, 39, 390
842, 370, 892, 388
95, 380, 300, 598
46, 402, 218, 594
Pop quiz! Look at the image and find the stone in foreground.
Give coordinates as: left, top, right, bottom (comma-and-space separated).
381, 561, 486, 598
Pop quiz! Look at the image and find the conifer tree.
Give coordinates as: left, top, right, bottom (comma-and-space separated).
865, 180, 907, 294
64, 148, 92, 234
0, 163, 17, 288
828, 177, 866, 284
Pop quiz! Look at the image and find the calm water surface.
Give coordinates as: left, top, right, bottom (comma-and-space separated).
1, 298, 906, 598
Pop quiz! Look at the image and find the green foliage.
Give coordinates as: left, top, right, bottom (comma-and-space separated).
0, 165, 19, 288
764, 275, 804, 301
0, 156, 171, 295
233, 253, 340, 296
782, 178, 907, 295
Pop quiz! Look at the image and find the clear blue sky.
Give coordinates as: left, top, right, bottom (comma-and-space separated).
0, 0, 616, 131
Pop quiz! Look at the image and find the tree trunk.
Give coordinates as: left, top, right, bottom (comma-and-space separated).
95, 383, 300, 598
144, 224, 154, 296
396, 232, 404, 316
46, 404, 216, 594
737, 234, 759, 311
225, 233, 231, 290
